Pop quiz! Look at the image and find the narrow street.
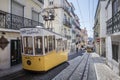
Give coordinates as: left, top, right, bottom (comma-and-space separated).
1, 51, 119, 80
0, 0, 120, 80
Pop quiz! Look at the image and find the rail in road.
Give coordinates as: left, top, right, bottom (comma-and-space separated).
53, 53, 90, 80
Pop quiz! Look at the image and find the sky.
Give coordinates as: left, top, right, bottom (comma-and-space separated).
68, 0, 98, 37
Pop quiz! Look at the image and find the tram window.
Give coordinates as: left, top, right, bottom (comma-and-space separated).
64, 40, 67, 50
62, 41, 65, 51
56, 39, 61, 52
23, 37, 33, 55
21, 36, 23, 53
44, 36, 48, 53
53, 36, 55, 50
35, 36, 43, 55
49, 36, 53, 51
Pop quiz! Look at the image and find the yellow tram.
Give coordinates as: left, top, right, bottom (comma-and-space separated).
20, 26, 68, 71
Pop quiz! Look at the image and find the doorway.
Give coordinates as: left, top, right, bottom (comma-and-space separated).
10, 40, 21, 66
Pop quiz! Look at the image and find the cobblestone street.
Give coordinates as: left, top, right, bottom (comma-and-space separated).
1, 52, 120, 80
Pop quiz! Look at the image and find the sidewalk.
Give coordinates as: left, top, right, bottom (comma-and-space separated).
0, 64, 22, 78
91, 53, 120, 80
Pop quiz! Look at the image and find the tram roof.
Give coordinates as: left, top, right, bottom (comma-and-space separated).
20, 26, 67, 40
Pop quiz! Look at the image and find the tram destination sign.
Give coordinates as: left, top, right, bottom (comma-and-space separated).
20, 28, 39, 35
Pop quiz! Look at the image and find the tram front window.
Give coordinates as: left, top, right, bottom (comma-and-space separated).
44, 36, 48, 53
35, 36, 43, 55
23, 37, 33, 55
49, 36, 53, 51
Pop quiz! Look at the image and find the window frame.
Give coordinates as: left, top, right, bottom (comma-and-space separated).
23, 36, 33, 55
34, 36, 43, 55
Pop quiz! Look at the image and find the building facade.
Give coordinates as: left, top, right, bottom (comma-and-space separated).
94, 0, 120, 75
79, 28, 88, 49
44, 0, 80, 52
105, 0, 120, 75
93, 0, 107, 57
0, 0, 43, 69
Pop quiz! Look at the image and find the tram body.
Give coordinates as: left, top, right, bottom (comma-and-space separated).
20, 27, 68, 71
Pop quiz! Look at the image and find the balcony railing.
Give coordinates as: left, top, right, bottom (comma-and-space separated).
63, 19, 71, 28
72, 39, 76, 43
38, 0, 44, 4
107, 11, 120, 35
65, 34, 71, 39
0, 10, 43, 30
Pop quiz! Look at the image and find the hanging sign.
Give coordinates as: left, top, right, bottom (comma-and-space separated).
0, 36, 9, 50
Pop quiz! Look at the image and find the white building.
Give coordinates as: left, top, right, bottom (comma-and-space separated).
93, 0, 107, 57
44, 0, 80, 52
94, 0, 120, 75
105, 0, 120, 75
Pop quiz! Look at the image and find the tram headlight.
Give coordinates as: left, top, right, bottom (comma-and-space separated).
27, 60, 31, 65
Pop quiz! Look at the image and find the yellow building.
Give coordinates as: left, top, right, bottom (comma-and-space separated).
0, 0, 43, 69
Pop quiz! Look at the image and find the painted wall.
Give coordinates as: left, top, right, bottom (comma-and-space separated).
0, 31, 20, 69
100, 1, 107, 38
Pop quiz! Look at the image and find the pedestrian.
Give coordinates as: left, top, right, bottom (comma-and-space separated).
76, 42, 78, 53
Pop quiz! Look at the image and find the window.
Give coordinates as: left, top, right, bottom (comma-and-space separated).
48, 36, 53, 51
64, 40, 67, 50
56, 39, 61, 52
49, 0, 54, 5
0, 13, 6, 28
64, 14, 67, 20
64, 28, 67, 34
38, 0, 44, 4
112, 44, 119, 62
44, 36, 48, 53
32, 10, 39, 21
112, 0, 119, 16
11, 0, 24, 16
23, 37, 33, 55
68, 29, 70, 34
53, 36, 55, 49
35, 36, 43, 55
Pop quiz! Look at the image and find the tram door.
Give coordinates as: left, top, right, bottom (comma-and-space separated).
10, 40, 21, 66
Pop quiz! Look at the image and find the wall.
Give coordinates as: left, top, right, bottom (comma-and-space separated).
0, 31, 20, 69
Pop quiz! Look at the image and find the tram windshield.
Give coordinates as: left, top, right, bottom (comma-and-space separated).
34, 36, 43, 55
23, 36, 33, 55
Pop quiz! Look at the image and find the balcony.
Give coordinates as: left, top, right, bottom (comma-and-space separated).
65, 34, 71, 39
107, 11, 120, 35
63, 19, 71, 28
0, 10, 43, 30
72, 39, 76, 43
38, 0, 44, 4
63, 6, 71, 16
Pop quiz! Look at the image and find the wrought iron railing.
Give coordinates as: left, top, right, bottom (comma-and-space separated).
106, 11, 120, 35
0, 10, 43, 30
63, 19, 71, 28
65, 34, 71, 39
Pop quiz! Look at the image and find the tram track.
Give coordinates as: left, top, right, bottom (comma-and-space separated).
67, 53, 90, 80
52, 53, 90, 80
67, 54, 86, 80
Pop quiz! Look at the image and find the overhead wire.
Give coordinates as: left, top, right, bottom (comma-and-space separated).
76, 0, 85, 27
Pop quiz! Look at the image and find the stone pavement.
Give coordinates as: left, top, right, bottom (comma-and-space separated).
53, 52, 120, 80
0, 64, 22, 78
91, 53, 120, 80
52, 53, 88, 80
